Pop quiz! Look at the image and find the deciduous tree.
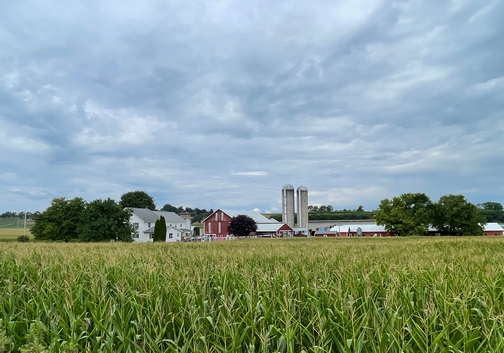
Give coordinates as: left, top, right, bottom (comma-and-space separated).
31, 197, 86, 241
228, 215, 257, 237
432, 195, 485, 235
374, 193, 432, 236
79, 198, 134, 242
119, 191, 156, 210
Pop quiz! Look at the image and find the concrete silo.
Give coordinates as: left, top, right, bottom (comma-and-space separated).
281, 184, 295, 228
296, 186, 308, 228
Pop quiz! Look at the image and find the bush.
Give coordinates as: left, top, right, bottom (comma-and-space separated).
17, 235, 30, 242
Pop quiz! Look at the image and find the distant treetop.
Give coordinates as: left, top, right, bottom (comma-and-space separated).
119, 191, 156, 210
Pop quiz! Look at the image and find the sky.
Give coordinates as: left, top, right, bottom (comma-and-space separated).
1, 0, 503, 214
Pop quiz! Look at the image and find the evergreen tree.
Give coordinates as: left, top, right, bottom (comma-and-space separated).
153, 216, 167, 242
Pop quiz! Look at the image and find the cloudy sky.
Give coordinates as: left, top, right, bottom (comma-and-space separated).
1, 0, 503, 214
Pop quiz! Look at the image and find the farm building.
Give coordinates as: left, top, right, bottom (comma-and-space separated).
483, 223, 504, 236
129, 208, 192, 242
314, 223, 395, 237
203, 209, 293, 238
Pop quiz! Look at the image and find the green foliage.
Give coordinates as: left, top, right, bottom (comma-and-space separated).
432, 194, 486, 235
266, 213, 283, 222
19, 321, 48, 353
0, 319, 7, 352
31, 198, 86, 241
160, 203, 178, 212
478, 202, 504, 222
119, 191, 156, 210
374, 193, 432, 236
3, 239, 504, 351
17, 235, 30, 242
228, 214, 257, 237
161, 204, 212, 223
78, 199, 133, 242
153, 216, 166, 242
308, 211, 374, 220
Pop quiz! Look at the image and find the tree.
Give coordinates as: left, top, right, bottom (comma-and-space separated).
374, 193, 433, 236
228, 215, 257, 237
79, 198, 134, 242
31, 197, 86, 241
356, 205, 364, 212
153, 216, 166, 242
431, 195, 485, 235
479, 202, 504, 212
478, 202, 504, 222
119, 191, 156, 210
161, 204, 178, 213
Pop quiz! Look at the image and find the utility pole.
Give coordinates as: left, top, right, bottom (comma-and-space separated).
24, 212, 27, 237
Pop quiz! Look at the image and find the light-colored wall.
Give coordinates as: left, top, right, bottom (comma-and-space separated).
130, 213, 152, 242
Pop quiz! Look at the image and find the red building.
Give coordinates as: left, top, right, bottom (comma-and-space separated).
203, 209, 293, 237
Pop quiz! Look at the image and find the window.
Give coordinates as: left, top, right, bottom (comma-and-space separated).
221, 212, 224, 221
215, 213, 218, 221
208, 223, 212, 233
148, 223, 151, 228
133, 231, 139, 238
133, 223, 139, 230
218, 222, 221, 233
149, 234, 154, 239
169, 233, 173, 239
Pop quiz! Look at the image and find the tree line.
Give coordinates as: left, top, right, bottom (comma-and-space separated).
31, 197, 134, 242
1, 211, 35, 219
374, 193, 492, 236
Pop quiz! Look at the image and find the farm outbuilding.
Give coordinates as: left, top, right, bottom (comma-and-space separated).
313, 223, 396, 237
203, 209, 293, 238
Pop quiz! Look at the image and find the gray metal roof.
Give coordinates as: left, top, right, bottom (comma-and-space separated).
282, 184, 294, 190
130, 208, 159, 223
257, 223, 290, 232
329, 224, 388, 232
153, 211, 185, 223
221, 209, 279, 224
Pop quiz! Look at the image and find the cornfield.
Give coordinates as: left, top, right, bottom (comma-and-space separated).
2, 237, 504, 352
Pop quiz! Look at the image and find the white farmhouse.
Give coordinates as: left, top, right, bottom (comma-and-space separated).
129, 208, 192, 242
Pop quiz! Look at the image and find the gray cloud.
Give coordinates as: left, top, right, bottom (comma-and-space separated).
1, 0, 503, 213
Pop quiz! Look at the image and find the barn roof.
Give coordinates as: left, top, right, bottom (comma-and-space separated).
219, 209, 279, 223
257, 223, 292, 232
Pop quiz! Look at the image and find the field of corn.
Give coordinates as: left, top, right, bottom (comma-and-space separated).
2, 237, 504, 352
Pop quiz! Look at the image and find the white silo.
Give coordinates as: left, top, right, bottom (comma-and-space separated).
296, 186, 309, 228
281, 184, 295, 228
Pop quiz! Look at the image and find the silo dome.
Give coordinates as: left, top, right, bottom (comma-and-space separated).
282, 184, 295, 191
297, 186, 308, 191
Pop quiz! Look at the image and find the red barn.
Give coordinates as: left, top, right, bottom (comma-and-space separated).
203, 209, 292, 238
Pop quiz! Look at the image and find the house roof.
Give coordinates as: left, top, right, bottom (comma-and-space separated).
220, 209, 279, 223
131, 208, 186, 224
153, 211, 186, 223
130, 208, 159, 223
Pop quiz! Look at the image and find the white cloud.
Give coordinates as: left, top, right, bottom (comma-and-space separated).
231, 171, 268, 176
